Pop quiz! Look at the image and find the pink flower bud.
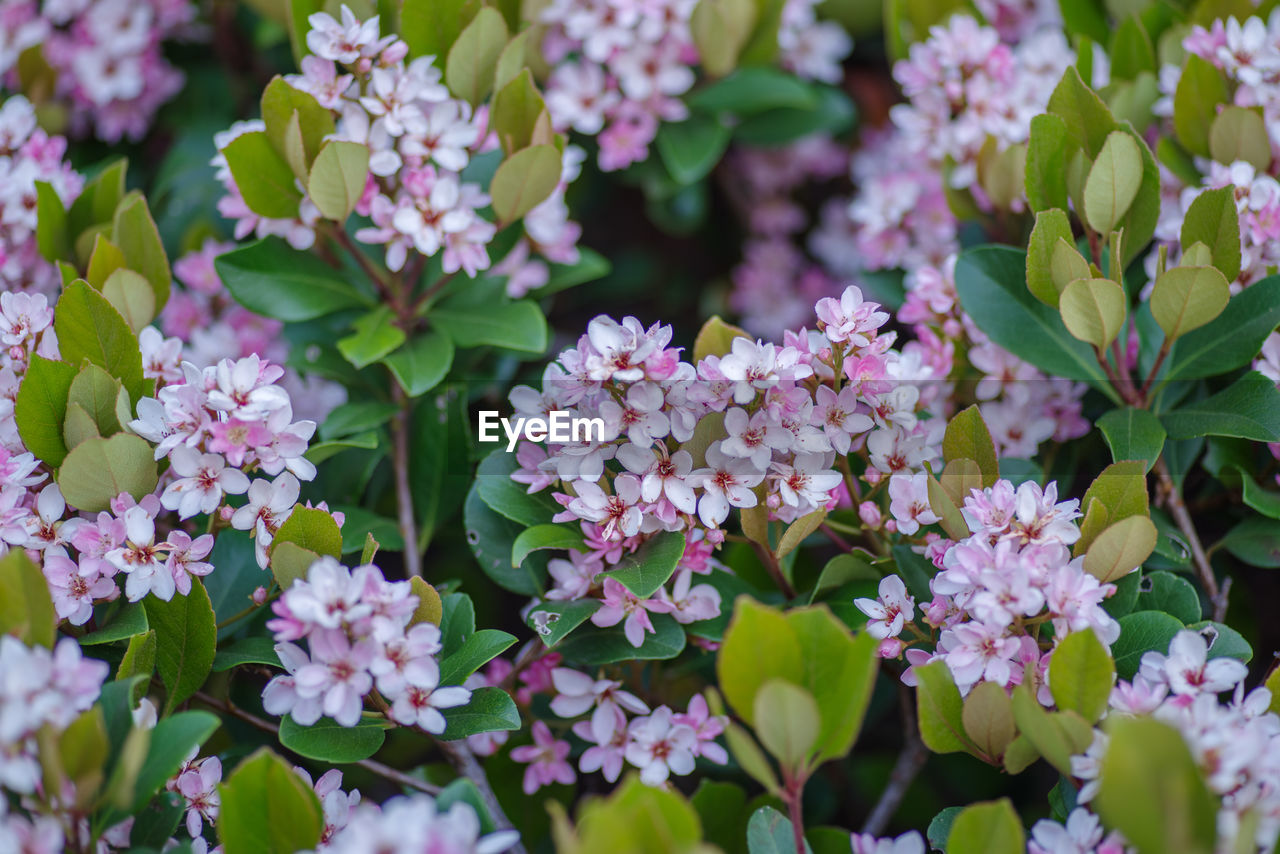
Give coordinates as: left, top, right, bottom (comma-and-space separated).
884, 519, 898, 534
877, 638, 904, 658
858, 501, 881, 528
219, 505, 235, 521
705, 528, 726, 545
252, 586, 269, 605
864, 468, 883, 486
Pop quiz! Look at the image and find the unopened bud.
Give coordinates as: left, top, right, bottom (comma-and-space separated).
251, 586, 269, 606
858, 501, 881, 528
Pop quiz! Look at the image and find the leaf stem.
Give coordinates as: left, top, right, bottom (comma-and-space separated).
390, 382, 422, 578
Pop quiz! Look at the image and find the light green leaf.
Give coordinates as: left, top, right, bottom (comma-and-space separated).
1048, 628, 1115, 722
101, 269, 156, 333
946, 799, 1025, 854
54, 279, 145, 401
1026, 208, 1074, 305
511, 524, 585, 568
337, 304, 406, 369
220, 131, 303, 219
307, 140, 369, 221
14, 355, 76, 467
110, 193, 171, 312
1179, 185, 1241, 282
1059, 277, 1127, 350
1173, 53, 1229, 157
915, 659, 978, 755
942, 404, 999, 487
278, 717, 386, 763
0, 550, 56, 647
490, 144, 561, 223
1084, 515, 1157, 583
961, 680, 1016, 760
1150, 265, 1230, 341
217, 748, 323, 854
57, 434, 158, 513
432, 299, 547, 353
1209, 105, 1271, 171
445, 7, 508, 107
1162, 276, 1280, 380
1083, 130, 1144, 233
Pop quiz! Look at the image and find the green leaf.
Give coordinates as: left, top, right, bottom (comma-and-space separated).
511, 524, 585, 568
962, 680, 1017, 761
1047, 65, 1118, 158
717, 598, 803, 727
1025, 114, 1071, 213
1081, 460, 1150, 524
473, 448, 558, 526
101, 269, 157, 333
526, 598, 602, 647
1083, 515, 1157, 583
307, 140, 369, 221
687, 66, 817, 115
221, 130, 304, 219
490, 69, 548, 156
1173, 53, 1229, 158
1179, 186, 1241, 282
1162, 276, 1280, 381
261, 76, 335, 169
14, 355, 76, 467
79, 602, 148, 645
746, 806, 813, 854
68, 364, 122, 437
942, 404, 999, 487
1209, 105, 1271, 172
270, 506, 343, 568
68, 159, 127, 239
439, 629, 517, 686
145, 580, 217, 716
34, 180, 70, 261
1026, 208, 1074, 305
337, 304, 406, 369
129, 711, 220, 813
1137, 571, 1200, 624
380, 331, 455, 397
111, 194, 171, 312
212, 636, 281, 671
217, 748, 324, 854
537, 247, 611, 296
1109, 15, 1156, 80
490, 144, 561, 223
1150, 265, 1231, 341
216, 237, 370, 322
602, 531, 686, 598
278, 716, 386, 763
1048, 629, 1115, 722
946, 799, 1025, 854
54, 279, 145, 401
656, 115, 732, 185
1083, 130, 1144, 234
954, 246, 1113, 394
1011, 686, 1094, 775
319, 401, 399, 441
1187, 620, 1252, 663
0, 550, 56, 647
1237, 468, 1280, 520
1095, 717, 1217, 854
927, 807, 966, 853
555, 613, 686, 666
432, 299, 547, 353
1162, 372, 1280, 442
57, 434, 158, 513
1098, 407, 1166, 471
1112, 610, 1185, 680
463, 487, 544, 596
445, 7, 508, 106
915, 659, 979, 755
785, 607, 878, 763
439, 686, 521, 740
1219, 516, 1280, 568
753, 679, 820, 768
1060, 277, 1127, 350
400, 0, 470, 60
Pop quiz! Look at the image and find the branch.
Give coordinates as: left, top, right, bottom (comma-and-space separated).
390, 382, 423, 578
1153, 456, 1228, 621
434, 738, 528, 854
192, 691, 441, 795
861, 684, 929, 837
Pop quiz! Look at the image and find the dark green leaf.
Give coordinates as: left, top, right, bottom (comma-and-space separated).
1136, 571, 1200, 624
432, 299, 547, 353
656, 115, 731, 185
554, 613, 687, 666
278, 716, 386, 763
1112, 610, 1184, 680
439, 686, 521, 740
380, 332, 454, 397
212, 636, 282, 672
145, 580, 217, 715
1161, 372, 1280, 442
439, 629, 517, 686
602, 531, 687, 598
216, 237, 370, 322
14, 355, 77, 467
217, 748, 323, 854
1097, 407, 1166, 472
1219, 516, 1280, 568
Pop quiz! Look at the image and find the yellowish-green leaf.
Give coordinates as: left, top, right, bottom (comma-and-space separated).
961, 681, 1016, 761
445, 7, 508, 107
1084, 514, 1157, 582
1048, 628, 1114, 722
1209, 105, 1271, 171
1027, 208, 1073, 306
490, 144, 561, 224
307, 140, 369, 221
101, 269, 156, 333
1084, 131, 1143, 235
1060, 277, 1127, 350
753, 679, 820, 769
57, 434, 158, 513
1150, 264, 1230, 341
947, 799, 1025, 854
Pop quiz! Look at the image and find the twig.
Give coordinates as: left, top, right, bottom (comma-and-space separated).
820, 523, 854, 553
192, 691, 441, 795
748, 539, 796, 599
435, 739, 529, 854
861, 684, 929, 837
1153, 456, 1227, 620
390, 382, 422, 578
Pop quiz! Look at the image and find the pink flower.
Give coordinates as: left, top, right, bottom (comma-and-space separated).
590, 578, 672, 648
855, 576, 916, 640
624, 706, 697, 785
510, 721, 575, 794
294, 629, 377, 727
43, 552, 115, 626
161, 446, 250, 519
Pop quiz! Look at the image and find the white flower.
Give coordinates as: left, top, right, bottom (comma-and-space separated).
161, 447, 251, 519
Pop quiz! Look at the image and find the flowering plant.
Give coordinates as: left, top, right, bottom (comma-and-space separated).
5, 1, 1280, 853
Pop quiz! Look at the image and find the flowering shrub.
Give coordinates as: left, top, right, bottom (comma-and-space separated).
5, 1, 1280, 853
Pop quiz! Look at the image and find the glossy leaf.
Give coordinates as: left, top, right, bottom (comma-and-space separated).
278, 716, 387, 763
217, 748, 324, 854
1097, 407, 1165, 471
946, 799, 1025, 854
439, 686, 521, 740
1048, 628, 1114, 722
380, 331, 454, 397
216, 237, 369, 322
145, 580, 217, 715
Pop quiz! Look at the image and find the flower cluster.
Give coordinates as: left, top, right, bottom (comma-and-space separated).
511, 668, 727, 790
214, 6, 582, 284
539, 0, 849, 171
264, 556, 471, 731
0, 636, 108, 796
0, 0, 191, 142
1150, 16, 1280, 288
0, 95, 82, 297
159, 238, 347, 423
1047, 628, 1280, 852
314, 793, 518, 854
512, 285, 944, 647
861, 476, 1122, 698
